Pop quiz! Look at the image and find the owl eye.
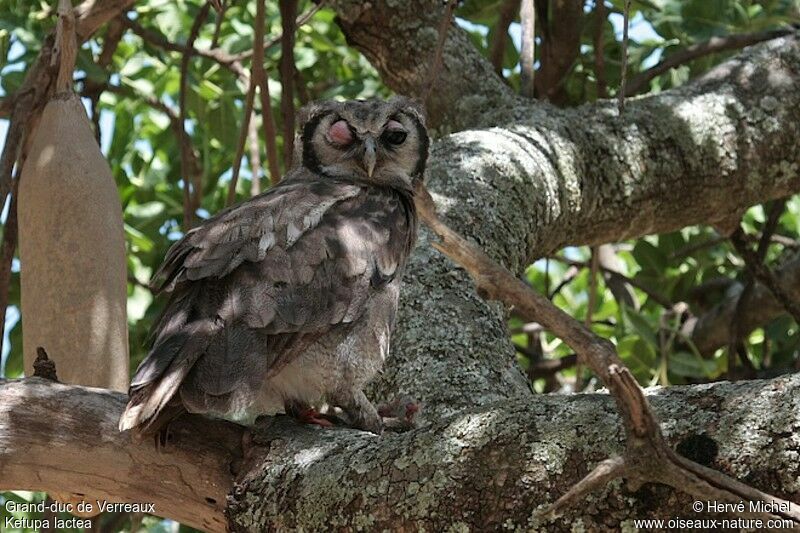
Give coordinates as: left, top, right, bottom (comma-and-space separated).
382, 129, 407, 146
327, 119, 354, 146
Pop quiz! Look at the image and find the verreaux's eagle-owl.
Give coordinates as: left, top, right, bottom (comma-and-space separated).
119, 97, 429, 437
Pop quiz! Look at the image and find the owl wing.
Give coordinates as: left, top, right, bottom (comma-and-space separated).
120, 168, 416, 434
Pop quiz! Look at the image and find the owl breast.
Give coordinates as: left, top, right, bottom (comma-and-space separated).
245, 279, 400, 419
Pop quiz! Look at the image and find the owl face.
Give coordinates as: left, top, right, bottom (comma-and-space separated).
298, 97, 429, 189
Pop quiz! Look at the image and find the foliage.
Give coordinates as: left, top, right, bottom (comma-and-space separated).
0, 0, 799, 529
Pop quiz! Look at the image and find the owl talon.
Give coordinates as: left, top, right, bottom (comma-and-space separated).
285, 401, 336, 428
296, 408, 335, 428
378, 395, 421, 432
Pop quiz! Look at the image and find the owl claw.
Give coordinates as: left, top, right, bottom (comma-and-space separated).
378, 395, 421, 432
296, 407, 335, 428
285, 401, 336, 428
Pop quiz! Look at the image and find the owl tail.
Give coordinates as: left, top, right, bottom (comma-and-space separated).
119, 317, 222, 438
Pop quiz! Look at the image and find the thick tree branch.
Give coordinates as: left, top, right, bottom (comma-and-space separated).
331, 1, 514, 130
414, 183, 799, 521
4, 375, 797, 531
329, 33, 800, 429
0, 378, 242, 532
228, 372, 798, 529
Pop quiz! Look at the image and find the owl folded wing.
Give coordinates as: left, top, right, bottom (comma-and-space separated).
121, 169, 414, 433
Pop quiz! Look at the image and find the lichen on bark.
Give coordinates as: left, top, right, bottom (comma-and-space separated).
228, 374, 800, 531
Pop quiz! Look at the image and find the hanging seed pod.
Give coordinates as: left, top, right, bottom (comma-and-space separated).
18, 0, 128, 393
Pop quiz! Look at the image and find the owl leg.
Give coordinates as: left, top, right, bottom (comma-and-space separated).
331, 390, 383, 434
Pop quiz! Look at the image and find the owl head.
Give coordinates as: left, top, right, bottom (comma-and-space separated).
296, 96, 429, 189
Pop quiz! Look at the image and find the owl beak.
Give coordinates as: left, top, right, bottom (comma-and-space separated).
362, 136, 377, 177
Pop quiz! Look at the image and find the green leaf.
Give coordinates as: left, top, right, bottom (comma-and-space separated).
621, 304, 659, 347
632, 239, 667, 274
669, 351, 719, 378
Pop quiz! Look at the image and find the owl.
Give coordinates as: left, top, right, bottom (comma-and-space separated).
119, 97, 429, 437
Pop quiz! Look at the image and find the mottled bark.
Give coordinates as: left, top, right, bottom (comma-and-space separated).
229, 373, 800, 530
331, 0, 516, 131
2, 374, 797, 531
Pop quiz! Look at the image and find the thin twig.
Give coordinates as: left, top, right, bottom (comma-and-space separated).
422, 0, 458, 104
123, 17, 247, 80
178, 3, 211, 230
617, 0, 631, 114
294, 66, 310, 105
519, 0, 535, 98
91, 83, 205, 207
544, 457, 625, 519
577, 247, 600, 390
730, 233, 800, 322
0, 172, 20, 358
279, 0, 298, 168
593, 0, 607, 99
253, 0, 282, 185
625, 29, 792, 96
548, 265, 580, 300
234, 2, 325, 62
85, 17, 125, 144
728, 200, 786, 378
488, 0, 519, 77
210, 0, 227, 49
226, 80, 257, 206
553, 256, 672, 308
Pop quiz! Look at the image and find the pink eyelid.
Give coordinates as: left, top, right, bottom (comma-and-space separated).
327, 119, 353, 145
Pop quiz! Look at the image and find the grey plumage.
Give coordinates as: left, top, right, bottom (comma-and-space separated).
119, 97, 428, 437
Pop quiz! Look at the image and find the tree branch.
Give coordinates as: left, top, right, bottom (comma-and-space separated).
683, 250, 800, 356
625, 28, 794, 96
488, 0, 519, 77
178, 3, 211, 230
729, 223, 800, 325
253, 0, 281, 185
4, 374, 797, 530
0, 378, 242, 532
226, 80, 257, 205
121, 17, 247, 80
229, 371, 798, 529
519, 0, 535, 98
278, 0, 298, 168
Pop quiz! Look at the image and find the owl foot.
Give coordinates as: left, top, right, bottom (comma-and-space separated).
378, 395, 420, 432
296, 407, 335, 428
285, 401, 335, 428
329, 390, 384, 434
